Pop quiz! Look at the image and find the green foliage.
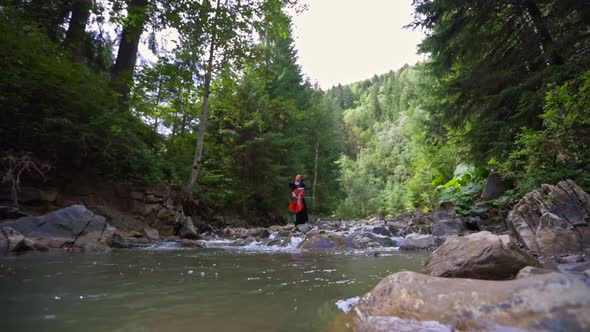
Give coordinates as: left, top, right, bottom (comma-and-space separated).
437, 164, 488, 214
502, 72, 590, 192
0, 7, 164, 183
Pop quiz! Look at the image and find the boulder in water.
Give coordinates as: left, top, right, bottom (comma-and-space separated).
399, 233, 436, 250
178, 216, 199, 240
425, 231, 539, 280
298, 232, 346, 249
0, 205, 116, 249
343, 271, 590, 331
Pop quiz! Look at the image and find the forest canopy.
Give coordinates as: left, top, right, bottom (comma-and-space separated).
1, 0, 588, 223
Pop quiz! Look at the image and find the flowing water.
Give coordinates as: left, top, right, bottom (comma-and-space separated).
0, 244, 426, 332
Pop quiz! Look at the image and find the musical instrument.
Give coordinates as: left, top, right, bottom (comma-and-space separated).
289, 187, 305, 213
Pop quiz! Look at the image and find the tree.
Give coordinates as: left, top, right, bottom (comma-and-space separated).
63, 0, 92, 63
111, 0, 150, 110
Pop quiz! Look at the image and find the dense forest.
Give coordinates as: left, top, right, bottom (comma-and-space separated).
1, 0, 589, 224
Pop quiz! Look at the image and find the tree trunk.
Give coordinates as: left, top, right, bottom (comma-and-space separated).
111, 0, 149, 111
185, 9, 218, 199
63, 0, 91, 63
312, 140, 319, 210
522, 0, 563, 66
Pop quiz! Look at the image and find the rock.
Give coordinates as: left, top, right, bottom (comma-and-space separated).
431, 218, 464, 237
425, 231, 540, 280
180, 239, 206, 248
430, 202, 457, 222
345, 271, 590, 331
298, 232, 346, 249
481, 173, 510, 201
2, 227, 33, 252
507, 180, 590, 256
557, 262, 590, 276
515, 266, 554, 279
296, 224, 312, 234
369, 226, 391, 237
0, 205, 116, 249
110, 233, 151, 248
399, 233, 436, 250
196, 223, 215, 235
536, 212, 582, 255
556, 254, 585, 264
142, 227, 160, 242
345, 233, 396, 249
178, 216, 198, 240
350, 316, 456, 332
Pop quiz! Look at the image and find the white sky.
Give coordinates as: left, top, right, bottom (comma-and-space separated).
291, 0, 426, 89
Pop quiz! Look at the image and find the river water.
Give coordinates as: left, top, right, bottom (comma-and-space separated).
0, 245, 426, 332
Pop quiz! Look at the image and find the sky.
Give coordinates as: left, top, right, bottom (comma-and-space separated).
290, 0, 426, 89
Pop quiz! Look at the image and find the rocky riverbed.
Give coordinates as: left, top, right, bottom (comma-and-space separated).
1, 180, 590, 331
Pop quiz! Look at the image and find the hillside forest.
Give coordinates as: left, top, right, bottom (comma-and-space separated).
1, 0, 589, 224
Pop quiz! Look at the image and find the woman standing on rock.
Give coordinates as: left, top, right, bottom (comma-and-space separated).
289, 175, 309, 225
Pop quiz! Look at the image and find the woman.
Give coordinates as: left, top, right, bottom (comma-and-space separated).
289, 174, 309, 225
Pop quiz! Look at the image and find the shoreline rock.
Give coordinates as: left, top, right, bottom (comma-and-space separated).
425, 231, 540, 280
338, 270, 590, 332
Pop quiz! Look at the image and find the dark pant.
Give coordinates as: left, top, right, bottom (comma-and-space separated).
295, 199, 308, 225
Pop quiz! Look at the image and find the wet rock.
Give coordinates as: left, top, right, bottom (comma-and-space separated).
296, 224, 312, 234
0, 205, 116, 249
347, 271, 590, 332
232, 236, 257, 246
110, 233, 151, 248
507, 180, 590, 256
345, 233, 396, 249
556, 254, 585, 264
369, 226, 391, 237
399, 233, 436, 250
425, 231, 540, 280
181, 239, 206, 248
557, 261, 590, 276
298, 232, 346, 249
516, 266, 554, 279
352, 316, 456, 332
178, 217, 198, 240
142, 227, 160, 242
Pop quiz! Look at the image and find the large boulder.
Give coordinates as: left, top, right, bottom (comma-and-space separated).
507, 180, 590, 256
399, 233, 436, 250
425, 231, 539, 279
342, 271, 590, 332
0, 205, 116, 249
178, 216, 198, 240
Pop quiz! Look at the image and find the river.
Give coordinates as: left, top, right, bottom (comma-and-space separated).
0, 244, 426, 332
